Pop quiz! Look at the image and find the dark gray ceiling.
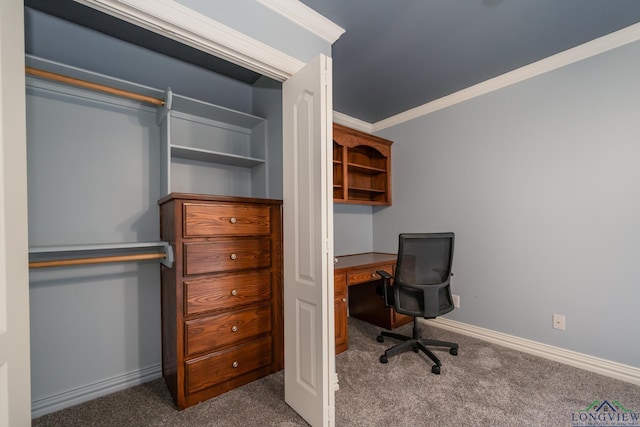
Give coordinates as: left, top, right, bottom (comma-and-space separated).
300, 0, 640, 123
25, 1, 640, 124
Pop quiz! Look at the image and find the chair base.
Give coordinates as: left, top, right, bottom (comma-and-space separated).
377, 317, 458, 374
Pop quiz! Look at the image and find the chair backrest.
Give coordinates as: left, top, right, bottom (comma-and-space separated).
392, 233, 455, 318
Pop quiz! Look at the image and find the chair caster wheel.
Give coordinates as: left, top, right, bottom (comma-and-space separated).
450, 348, 458, 356
431, 365, 440, 375
380, 355, 388, 364
376, 335, 384, 343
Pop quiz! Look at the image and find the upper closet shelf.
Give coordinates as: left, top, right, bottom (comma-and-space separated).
160, 90, 264, 129
157, 88, 269, 197
25, 55, 272, 200
171, 145, 264, 168
25, 55, 165, 106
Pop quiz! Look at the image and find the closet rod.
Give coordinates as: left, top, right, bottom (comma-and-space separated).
25, 66, 165, 106
29, 252, 167, 269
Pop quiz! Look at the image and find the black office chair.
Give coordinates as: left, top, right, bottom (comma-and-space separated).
376, 233, 459, 374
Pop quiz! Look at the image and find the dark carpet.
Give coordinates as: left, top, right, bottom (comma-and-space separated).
32, 318, 640, 426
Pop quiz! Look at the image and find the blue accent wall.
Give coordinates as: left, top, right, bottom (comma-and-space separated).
373, 40, 640, 368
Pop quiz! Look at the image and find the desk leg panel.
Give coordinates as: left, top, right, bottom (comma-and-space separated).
334, 273, 348, 354
348, 280, 393, 329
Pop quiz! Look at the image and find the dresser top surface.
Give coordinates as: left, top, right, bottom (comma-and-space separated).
158, 192, 283, 206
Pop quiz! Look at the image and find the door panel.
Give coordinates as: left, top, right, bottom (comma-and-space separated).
283, 54, 335, 427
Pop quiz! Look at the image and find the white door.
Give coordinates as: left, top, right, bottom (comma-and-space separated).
283, 54, 335, 427
0, 0, 32, 425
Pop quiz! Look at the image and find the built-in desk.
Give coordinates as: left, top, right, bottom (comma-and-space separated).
334, 252, 412, 354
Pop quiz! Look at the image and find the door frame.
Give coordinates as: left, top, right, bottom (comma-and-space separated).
73, 0, 342, 81
16, 0, 342, 422
1, 0, 32, 425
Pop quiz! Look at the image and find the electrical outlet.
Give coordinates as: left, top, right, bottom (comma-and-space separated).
452, 294, 460, 308
553, 313, 566, 331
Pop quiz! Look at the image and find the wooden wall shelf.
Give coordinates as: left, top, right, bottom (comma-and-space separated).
333, 123, 392, 206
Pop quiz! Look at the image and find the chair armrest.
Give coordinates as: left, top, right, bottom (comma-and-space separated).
376, 270, 393, 280
376, 270, 393, 307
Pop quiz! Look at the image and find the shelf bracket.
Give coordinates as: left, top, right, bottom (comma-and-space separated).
161, 242, 174, 268
157, 87, 173, 125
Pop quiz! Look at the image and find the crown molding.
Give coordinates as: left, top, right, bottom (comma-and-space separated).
373, 22, 640, 132
73, 0, 305, 81
332, 111, 373, 134
426, 318, 640, 386
256, 0, 345, 44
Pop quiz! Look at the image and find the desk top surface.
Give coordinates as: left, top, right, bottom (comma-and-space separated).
334, 252, 396, 272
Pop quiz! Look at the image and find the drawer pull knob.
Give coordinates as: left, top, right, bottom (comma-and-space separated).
230, 217, 237, 224
230, 253, 237, 260
231, 289, 238, 296
231, 325, 238, 332
232, 361, 239, 368
371, 273, 377, 278
342, 298, 347, 303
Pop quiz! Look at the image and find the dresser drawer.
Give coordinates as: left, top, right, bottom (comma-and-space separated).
184, 271, 271, 316
183, 203, 270, 237
185, 336, 273, 394
185, 303, 272, 357
184, 238, 271, 275
347, 264, 394, 285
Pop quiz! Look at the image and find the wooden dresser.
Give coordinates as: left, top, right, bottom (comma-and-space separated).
158, 193, 283, 409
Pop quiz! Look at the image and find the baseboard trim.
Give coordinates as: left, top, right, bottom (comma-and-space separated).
424, 318, 640, 386
31, 363, 162, 419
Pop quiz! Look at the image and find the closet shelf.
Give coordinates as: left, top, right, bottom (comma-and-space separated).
347, 163, 387, 174
171, 145, 265, 168
348, 186, 387, 193
158, 88, 268, 196
25, 66, 164, 106
29, 241, 174, 268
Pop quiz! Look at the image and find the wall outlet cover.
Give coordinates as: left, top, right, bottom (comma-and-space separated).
553, 313, 566, 331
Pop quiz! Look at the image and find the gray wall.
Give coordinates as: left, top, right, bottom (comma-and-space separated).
27, 77, 163, 415
333, 204, 374, 256
373, 40, 640, 368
